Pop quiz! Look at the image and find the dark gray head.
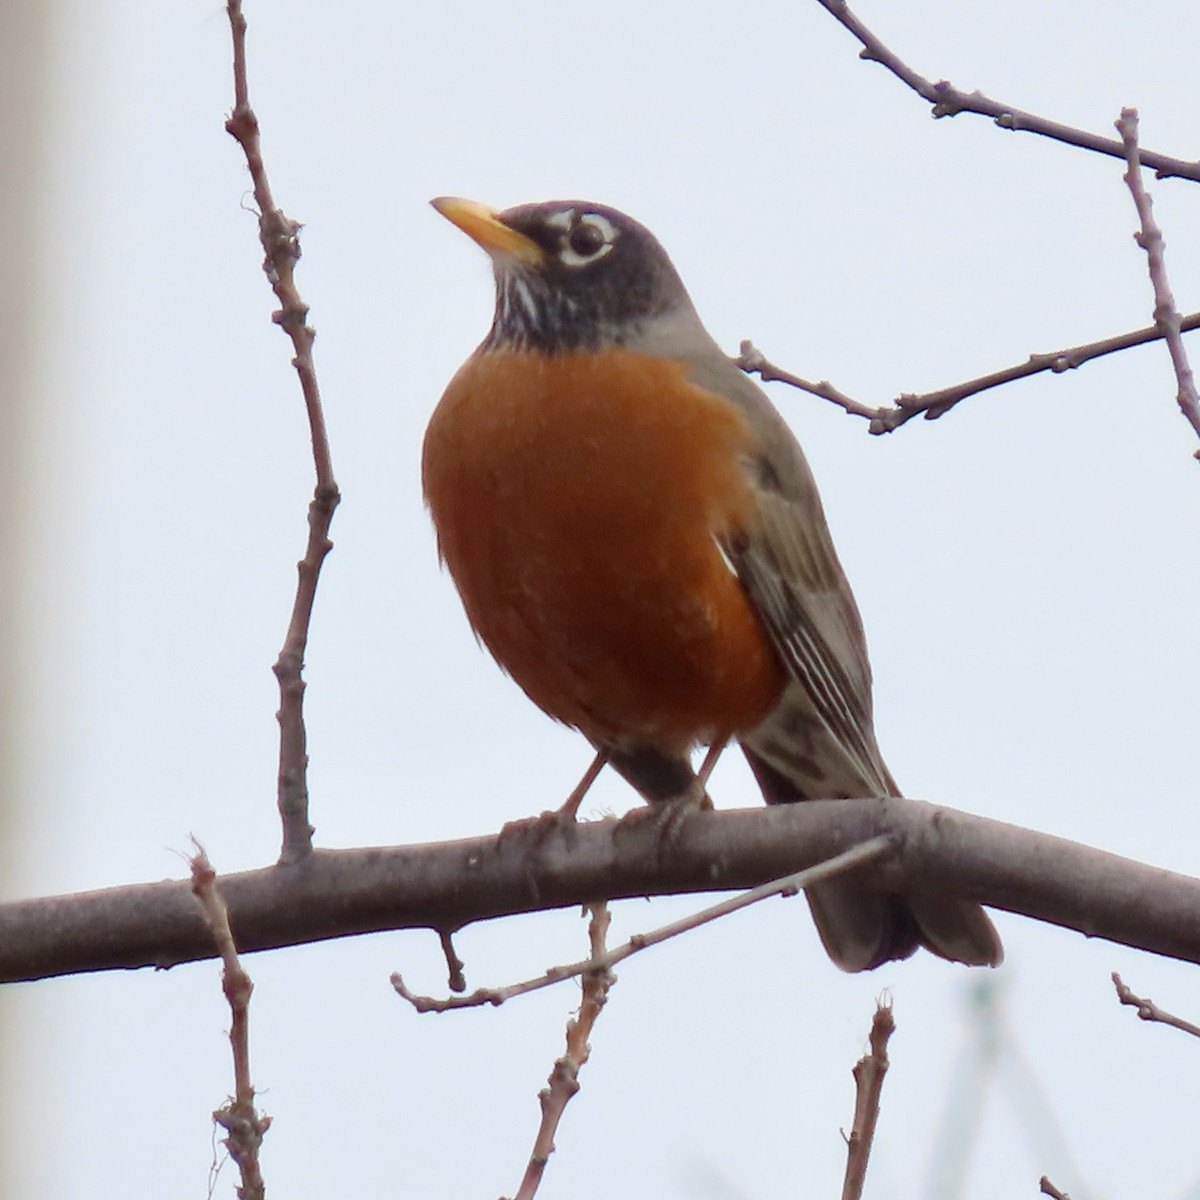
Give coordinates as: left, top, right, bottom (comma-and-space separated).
432, 197, 695, 353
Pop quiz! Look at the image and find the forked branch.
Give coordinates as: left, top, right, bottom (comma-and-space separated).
737, 309, 1200, 434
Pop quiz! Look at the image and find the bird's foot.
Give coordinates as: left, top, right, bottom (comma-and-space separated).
619, 777, 709, 865
495, 750, 610, 848
498, 805, 582, 850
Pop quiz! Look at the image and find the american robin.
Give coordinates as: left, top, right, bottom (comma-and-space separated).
423, 196, 1002, 972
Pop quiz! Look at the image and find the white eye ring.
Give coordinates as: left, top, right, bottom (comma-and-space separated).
558, 212, 616, 268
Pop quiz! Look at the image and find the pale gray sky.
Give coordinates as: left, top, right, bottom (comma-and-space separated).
5, 1, 1200, 1197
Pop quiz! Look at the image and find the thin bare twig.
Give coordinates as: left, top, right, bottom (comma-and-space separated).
1111, 972, 1200, 1040
391, 836, 894, 1012
737, 342, 878, 422
842, 1000, 895, 1200
508, 903, 614, 1200
814, 0, 1200, 182
191, 842, 271, 1200
1039, 1176, 1071, 1200
225, 0, 339, 864
738, 309, 1200, 433
1116, 108, 1200, 458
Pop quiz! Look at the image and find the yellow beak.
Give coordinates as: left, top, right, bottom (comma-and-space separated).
430, 197, 545, 268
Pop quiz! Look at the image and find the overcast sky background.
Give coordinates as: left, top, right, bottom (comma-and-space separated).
4, 1, 1200, 1197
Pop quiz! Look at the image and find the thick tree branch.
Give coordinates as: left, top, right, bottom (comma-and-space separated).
4, 799, 1200, 985
814, 0, 1200, 182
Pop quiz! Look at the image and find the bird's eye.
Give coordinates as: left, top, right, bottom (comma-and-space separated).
568, 221, 607, 258
556, 212, 616, 267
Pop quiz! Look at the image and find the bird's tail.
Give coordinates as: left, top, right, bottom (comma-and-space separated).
741, 746, 1003, 972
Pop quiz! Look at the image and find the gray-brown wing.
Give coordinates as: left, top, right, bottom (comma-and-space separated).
686, 356, 894, 796
685, 354, 1002, 971
719, 490, 894, 795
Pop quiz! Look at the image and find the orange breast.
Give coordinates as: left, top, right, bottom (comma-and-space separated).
422, 347, 786, 752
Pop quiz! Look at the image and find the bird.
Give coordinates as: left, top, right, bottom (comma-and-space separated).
422, 196, 1003, 972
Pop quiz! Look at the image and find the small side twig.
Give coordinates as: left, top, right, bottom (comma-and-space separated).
225, 0, 340, 864
391, 836, 894, 1012
1116, 107, 1200, 458
1039, 1176, 1071, 1200
507, 903, 614, 1200
1111, 971, 1200, 1040
737, 342, 879, 422
191, 841, 271, 1200
813, 0, 1200, 182
841, 1000, 895, 1200
438, 928, 466, 994
737, 309, 1200, 434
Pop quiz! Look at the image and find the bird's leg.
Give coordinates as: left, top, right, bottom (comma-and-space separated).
498, 747, 609, 846
634, 738, 730, 864
694, 736, 728, 807
697, 737, 727, 782
558, 747, 609, 820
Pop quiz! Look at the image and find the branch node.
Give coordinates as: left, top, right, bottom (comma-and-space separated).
1112, 971, 1200, 1039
